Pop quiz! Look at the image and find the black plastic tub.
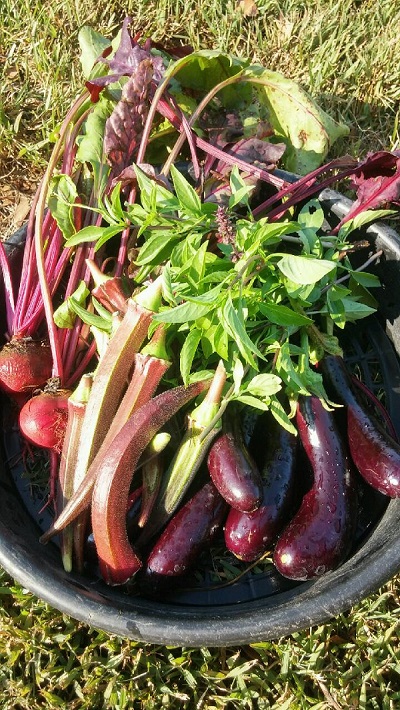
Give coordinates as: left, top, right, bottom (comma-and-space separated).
1, 189, 400, 647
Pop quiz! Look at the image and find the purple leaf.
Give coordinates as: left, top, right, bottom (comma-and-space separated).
215, 137, 286, 176
104, 58, 155, 175
86, 17, 164, 102
336, 150, 400, 229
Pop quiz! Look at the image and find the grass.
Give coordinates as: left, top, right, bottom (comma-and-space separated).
0, 0, 400, 707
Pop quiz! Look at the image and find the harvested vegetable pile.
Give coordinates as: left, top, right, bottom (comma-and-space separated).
1, 17, 400, 593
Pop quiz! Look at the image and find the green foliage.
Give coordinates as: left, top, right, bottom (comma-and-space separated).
121, 165, 378, 421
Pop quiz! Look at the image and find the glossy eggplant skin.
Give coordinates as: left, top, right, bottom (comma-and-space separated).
321, 355, 400, 498
207, 416, 263, 513
143, 482, 227, 582
224, 415, 299, 562
273, 395, 358, 581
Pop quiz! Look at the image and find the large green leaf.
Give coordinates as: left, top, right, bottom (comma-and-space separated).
78, 26, 111, 79
278, 255, 336, 285
245, 66, 349, 174
166, 50, 252, 109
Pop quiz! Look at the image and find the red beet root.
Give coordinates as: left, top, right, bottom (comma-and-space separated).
19, 389, 71, 453
0, 338, 52, 394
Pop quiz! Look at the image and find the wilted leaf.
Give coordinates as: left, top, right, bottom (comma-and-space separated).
245, 66, 349, 174
237, 0, 259, 17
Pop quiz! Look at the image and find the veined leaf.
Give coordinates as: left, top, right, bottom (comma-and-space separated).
48, 174, 79, 241
134, 164, 177, 211
349, 271, 380, 288
269, 396, 298, 435
182, 284, 223, 305
135, 231, 178, 265
64, 224, 123, 248
166, 50, 251, 109
338, 208, 398, 239
278, 254, 336, 285
69, 296, 112, 331
180, 328, 202, 384
232, 357, 245, 395
328, 296, 376, 328
78, 26, 111, 80
259, 301, 313, 326
170, 164, 202, 216
154, 300, 214, 324
235, 394, 270, 411
246, 373, 282, 398
246, 65, 349, 174
221, 296, 264, 367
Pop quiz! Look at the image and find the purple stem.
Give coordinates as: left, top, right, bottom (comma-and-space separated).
64, 339, 98, 389
0, 240, 16, 335
351, 375, 398, 441
156, 97, 287, 189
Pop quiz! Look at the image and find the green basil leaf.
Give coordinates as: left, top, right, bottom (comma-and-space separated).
246, 373, 282, 398
338, 209, 398, 238
348, 270, 381, 288
278, 255, 336, 285
259, 301, 313, 326
135, 231, 178, 265
65, 224, 125, 249
269, 397, 298, 435
69, 297, 112, 331
180, 328, 202, 384
235, 394, 270, 411
154, 300, 214, 324
170, 164, 202, 216
221, 296, 264, 367
134, 164, 177, 212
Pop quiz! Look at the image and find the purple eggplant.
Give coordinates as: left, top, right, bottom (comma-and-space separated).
273, 395, 358, 581
224, 414, 299, 561
321, 355, 400, 498
207, 414, 263, 512
143, 481, 227, 585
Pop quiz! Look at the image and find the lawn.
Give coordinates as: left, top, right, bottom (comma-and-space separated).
0, 0, 400, 707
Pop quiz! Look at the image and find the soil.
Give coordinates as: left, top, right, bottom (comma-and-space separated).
0, 160, 40, 240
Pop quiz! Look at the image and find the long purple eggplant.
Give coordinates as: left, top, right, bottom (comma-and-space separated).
207, 413, 263, 512
321, 355, 400, 497
224, 413, 299, 561
142, 481, 227, 587
273, 395, 358, 581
